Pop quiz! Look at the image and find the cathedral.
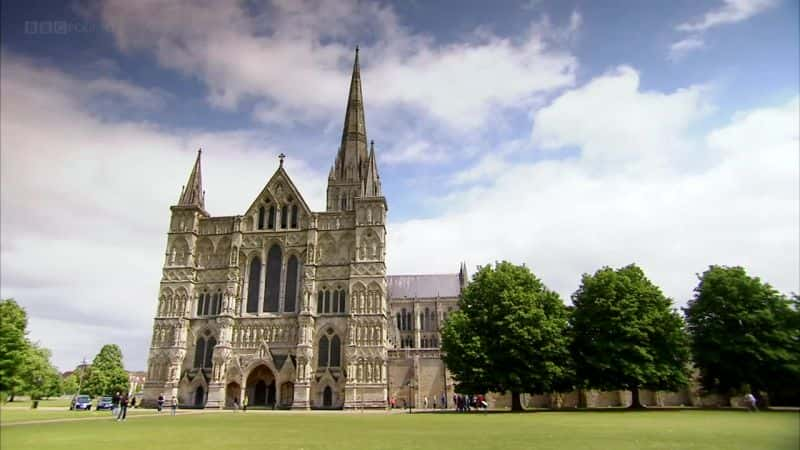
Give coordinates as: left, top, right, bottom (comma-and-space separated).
143, 50, 463, 409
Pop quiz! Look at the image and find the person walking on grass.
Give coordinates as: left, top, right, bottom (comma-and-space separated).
233, 397, 240, 412
157, 394, 165, 413
112, 391, 120, 417
744, 393, 758, 412
117, 393, 129, 421
170, 395, 178, 416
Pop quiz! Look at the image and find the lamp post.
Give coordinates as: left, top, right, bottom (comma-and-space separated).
77, 357, 88, 395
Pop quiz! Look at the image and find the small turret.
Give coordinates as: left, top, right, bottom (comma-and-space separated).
363, 140, 382, 197
178, 149, 205, 209
459, 262, 469, 290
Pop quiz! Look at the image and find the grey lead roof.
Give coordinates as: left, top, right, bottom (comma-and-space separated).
387, 274, 461, 299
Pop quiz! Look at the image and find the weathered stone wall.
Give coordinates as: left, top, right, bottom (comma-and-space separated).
387, 351, 454, 408
484, 386, 741, 410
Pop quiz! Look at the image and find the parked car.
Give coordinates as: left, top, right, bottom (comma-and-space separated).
70, 395, 92, 411
96, 396, 114, 410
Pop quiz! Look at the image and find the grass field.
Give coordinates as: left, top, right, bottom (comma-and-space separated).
1, 410, 798, 450
0, 407, 154, 424
2, 396, 72, 408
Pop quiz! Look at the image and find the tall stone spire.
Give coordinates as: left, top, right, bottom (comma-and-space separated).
335, 47, 369, 182
178, 149, 205, 209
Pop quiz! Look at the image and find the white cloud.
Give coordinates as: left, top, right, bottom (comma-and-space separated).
393, 69, 798, 310
382, 140, 449, 165
85, 78, 168, 110
96, 0, 578, 131
533, 66, 712, 172
677, 0, 778, 32
521, 0, 544, 11
449, 154, 512, 185
668, 36, 706, 61
568, 10, 583, 35
670, 0, 777, 60
0, 53, 327, 370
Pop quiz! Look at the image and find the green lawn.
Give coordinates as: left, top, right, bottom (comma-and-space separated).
0, 407, 153, 424
2, 396, 73, 408
1, 410, 798, 450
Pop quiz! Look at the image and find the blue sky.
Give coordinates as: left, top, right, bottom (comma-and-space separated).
1, 0, 797, 370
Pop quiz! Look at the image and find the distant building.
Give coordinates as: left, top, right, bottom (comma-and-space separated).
143, 49, 462, 409
128, 371, 146, 394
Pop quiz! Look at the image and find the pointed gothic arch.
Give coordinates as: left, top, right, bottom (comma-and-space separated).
247, 256, 261, 313
323, 386, 333, 407
169, 236, 190, 266
196, 237, 214, 268
290, 204, 298, 228
194, 337, 206, 368
214, 236, 231, 267
204, 337, 216, 368
318, 335, 329, 367
268, 205, 276, 229
280, 205, 289, 229
284, 255, 299, 312
264, 244, 282, 312
330, 335, 341, 367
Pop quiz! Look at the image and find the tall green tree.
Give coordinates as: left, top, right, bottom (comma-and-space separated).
62, 373, 80, 396
570, 264, 690, 408
21, 345, 62, 400
0, 299, 30, 399
684, 266, 800, 403
84, 345, 129, 396
441, 261, 573, 411
1, 299, 63, 401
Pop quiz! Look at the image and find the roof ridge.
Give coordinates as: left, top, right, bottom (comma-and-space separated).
388, 273, 459, 277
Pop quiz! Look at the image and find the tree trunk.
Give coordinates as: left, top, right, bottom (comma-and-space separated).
8, 394, 15, 402
511, 391, 524, 411
628, 387, 645, 409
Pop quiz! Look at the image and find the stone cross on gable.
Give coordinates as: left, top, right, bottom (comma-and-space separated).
279, 153, 286, 167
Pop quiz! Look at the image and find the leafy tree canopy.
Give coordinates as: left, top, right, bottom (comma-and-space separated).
684, 265, 800, 397
62, 373, 80, 396
0, 299, 62, 401
84, 344, 129, 397
0, 299, 29, 395
570, 264, 690, 408
22, 345, 62, 400
441, 261, 573, 411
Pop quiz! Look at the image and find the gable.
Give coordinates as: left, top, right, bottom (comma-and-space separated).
243, 167, 313, 218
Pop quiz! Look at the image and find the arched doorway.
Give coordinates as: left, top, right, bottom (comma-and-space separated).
225, 382, 241, 408
245, 365, 276, 407
194, 386, 205, 407
323, 386, 333, 407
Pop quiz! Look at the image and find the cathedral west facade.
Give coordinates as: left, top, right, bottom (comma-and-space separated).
143, 50, 462, 409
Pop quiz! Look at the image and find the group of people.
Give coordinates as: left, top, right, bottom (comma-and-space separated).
156, 394, 179, 415
111, 392, 131, 421
387, 393, 488, 411
454, 394, 487, 412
